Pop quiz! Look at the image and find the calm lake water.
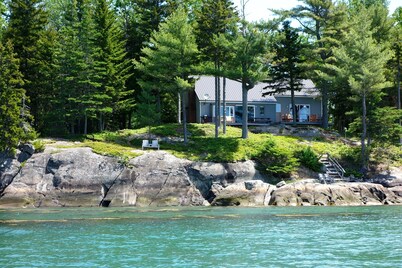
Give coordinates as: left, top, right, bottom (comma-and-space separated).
1, 206, 401, 267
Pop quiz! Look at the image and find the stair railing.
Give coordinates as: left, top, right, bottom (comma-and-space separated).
326, 153, 346, 180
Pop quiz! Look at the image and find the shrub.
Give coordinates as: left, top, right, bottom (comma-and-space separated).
295, 147, 322, 172
32, 140, 45, 153
253, 139, 299, 178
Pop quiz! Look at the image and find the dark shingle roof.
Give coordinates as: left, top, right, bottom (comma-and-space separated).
194, 76, 319, 102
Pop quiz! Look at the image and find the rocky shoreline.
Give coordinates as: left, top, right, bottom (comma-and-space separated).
1, 144, 401, 208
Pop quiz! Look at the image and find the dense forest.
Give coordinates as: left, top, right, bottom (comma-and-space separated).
0, 0, 401, 166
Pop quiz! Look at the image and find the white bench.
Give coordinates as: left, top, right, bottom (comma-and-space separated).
142, 139, 160, 150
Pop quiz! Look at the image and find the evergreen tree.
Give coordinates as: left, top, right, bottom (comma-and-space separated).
92, 0, 131, 131
226, 3, 268, 139
135, 7, 199, 144
4, 0, 51, 131
0, 0, 6, 39
123, 0, 170, 127
0, 41, 34, 153
53, 0, 97, 135
263, 21, 306, 125
331, 10, 391, 171
277, 0, 348, 129
195, 0, 238, 137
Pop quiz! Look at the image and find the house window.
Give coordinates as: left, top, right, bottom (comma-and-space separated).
212, 106, 234, 117
260, 106, 265, 116
235, 105, 255, 123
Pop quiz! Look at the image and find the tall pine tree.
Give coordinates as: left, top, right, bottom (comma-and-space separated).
135, 7, 199, 144
92, 0, 131, 131
227, 17, 268, 139
0, 41, 34, 153
4, 0, 52, 131
331, 9, 391, 171
263, 21, 306, 126
195, 0, 238, 137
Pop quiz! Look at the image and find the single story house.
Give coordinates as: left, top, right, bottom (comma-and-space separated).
189, 76, 322, 125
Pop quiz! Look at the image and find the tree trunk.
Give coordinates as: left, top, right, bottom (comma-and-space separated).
99, 113, 103, 132
397, 46, 401, 144
181, 90, 188, 144
322, 83, 329, 129
217, 74, 221, 131
361, 91, 367, 172
84, 112, 88, 135
177, 92, 181, 124
223, 77, 227, 134
242, 80, 248, 139
128, 110, 132, 129
291, 89, 296, 126
214, 75, 219, 138
156, 92, 161, 125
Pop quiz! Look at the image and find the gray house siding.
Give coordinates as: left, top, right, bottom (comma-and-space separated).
192, 76, 322, 124
253, 103, 276, 121
276, 96, 322, 121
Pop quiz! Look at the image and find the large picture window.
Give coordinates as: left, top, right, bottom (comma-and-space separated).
212, 106, 234, 117
235, 105, 255, 123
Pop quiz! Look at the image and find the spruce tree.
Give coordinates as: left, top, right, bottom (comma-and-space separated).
123, 0, 170, 127
331, 10, 391, 171
276, 0, 348, 129
227, 19, 268, 139
52, 0, 97, 135
0, 0, 6, 39
263, 21, 306, 125
0, 41, 33, 153
4, 0, 51, 131
92, 0, 131, 131
195, 0, 238, 137
135, 7, 199, 144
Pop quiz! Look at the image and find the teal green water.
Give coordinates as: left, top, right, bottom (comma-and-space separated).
1, 206, 401, 267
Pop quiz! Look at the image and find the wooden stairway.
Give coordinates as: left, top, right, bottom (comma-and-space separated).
318, 153, 346, 184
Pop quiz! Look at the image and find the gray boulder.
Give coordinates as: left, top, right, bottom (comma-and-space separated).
270, 181, 402, 206
0, 149, 207, 207
110, 151, 206, 207
211, 180, 275, 206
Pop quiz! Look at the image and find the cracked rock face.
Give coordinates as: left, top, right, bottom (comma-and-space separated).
1, 148, 123, 207
270, 181, 402, 206
0, 149, 209, 207
109, 151, 206, 207
2, 146, 401, 208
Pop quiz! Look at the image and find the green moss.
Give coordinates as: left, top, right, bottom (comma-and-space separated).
81, 141, 142, 161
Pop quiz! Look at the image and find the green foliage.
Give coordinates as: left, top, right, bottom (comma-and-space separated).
32, 140, 45, 153
135, 7, 199, 143
0, 40, 34, 152
82, 141, 140, 161
195, 0, 238, 62
226, 21, 268, 138
92, 0, 131, 131
349, 106, 402, 144
252, 139, 299, 178
330, 6, 391, 170
264, 20, 307, 125
4, 0, 52, 130
0, 0, 6, 38
294, 147, 323, 172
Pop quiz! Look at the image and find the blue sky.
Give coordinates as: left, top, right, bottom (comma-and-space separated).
233, 0, 401, 22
